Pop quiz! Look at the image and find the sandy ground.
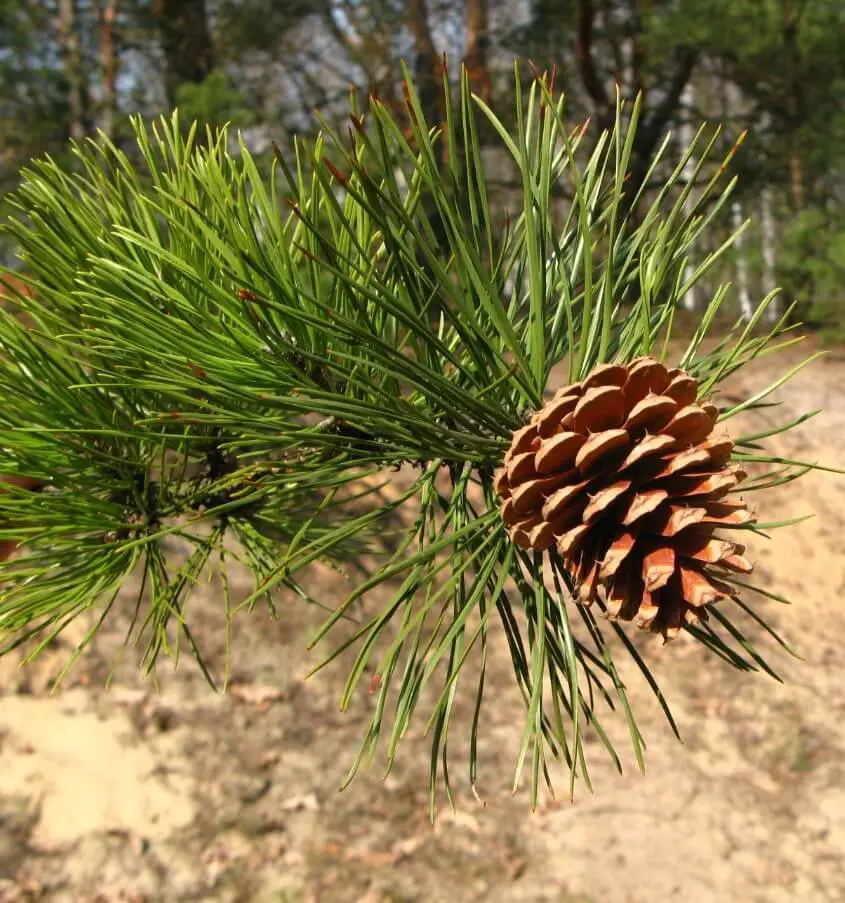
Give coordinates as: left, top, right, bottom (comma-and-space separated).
1, 339, 844, 903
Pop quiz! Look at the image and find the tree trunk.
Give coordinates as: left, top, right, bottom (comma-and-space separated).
57, 0, 87, 142
679, 82, 697, 312
760, 188, 780, 321
722, 78, 753, 320
782, 2, 805, 210
406, 0, 441, 130
575, 0, 696, 207
153, 0, 215, 108
464, 0, 490, 102
93, 0, 118, 139
731, 201, 753, 320
789, 153, 804, 211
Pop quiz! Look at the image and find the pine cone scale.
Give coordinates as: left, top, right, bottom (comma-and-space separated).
572, 386, 627, 432
535, 432, 584, 473
542, 480, 589, 521
583, 480, 632, 522
619, 433, 675, 469
621, 489, 668, 525
665, 374, 698, 405
624, 394, 677, 433
575, 429, 630, 473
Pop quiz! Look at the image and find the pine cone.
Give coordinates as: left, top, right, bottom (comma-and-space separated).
494, 358, 755, 640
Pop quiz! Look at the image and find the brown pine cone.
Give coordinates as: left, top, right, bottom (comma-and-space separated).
494, 357, 754, 640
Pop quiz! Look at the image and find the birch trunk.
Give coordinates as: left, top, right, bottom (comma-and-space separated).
760, 188, 780, 321
732, 201, 754, 320
679, 82, 697, 311
723, 78, 753, 320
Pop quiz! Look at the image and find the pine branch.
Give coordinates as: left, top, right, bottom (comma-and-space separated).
0, 68, 831, 808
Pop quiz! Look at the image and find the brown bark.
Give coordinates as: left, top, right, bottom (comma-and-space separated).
575, 0, 696, 201
625, 0, 646, 101
153, 0, 215, 107
464, 0, 491, 102
789, 153, 804, 210
57, 0, 88, 141
93, 0, 118, 138
576, 0, 610, 113
0, 274, 35, 309
406, 0, 441, 130
634, 47, 697, 161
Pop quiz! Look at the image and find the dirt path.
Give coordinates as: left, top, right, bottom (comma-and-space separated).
1, 341, 844, 903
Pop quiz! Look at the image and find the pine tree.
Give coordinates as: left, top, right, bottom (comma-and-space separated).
0, 67, 831, 809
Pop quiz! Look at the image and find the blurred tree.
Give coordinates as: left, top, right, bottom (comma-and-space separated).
676, 0, 845, 209
175, 69, 254, 128
465, 0, 491, 101
505, 0, 698, 197
58, 0, 90, 140
91, 0, 118, 138
0, 1, 70, 183
779, 208, 845, 340
152, 0, 214, 107
2, 0, 845, 327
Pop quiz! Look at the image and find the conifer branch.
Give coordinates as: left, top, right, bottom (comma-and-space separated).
0, 67, 831, 807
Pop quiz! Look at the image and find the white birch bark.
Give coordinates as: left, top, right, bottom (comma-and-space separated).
724, 79, 754, 319
679, 82, 698, 311
732, 200, 754, 320
760, 188, 780, 321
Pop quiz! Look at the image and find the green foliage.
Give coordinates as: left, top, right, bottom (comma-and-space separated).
0, 1, 69, 157
215, 0, 314, 56
0, 69, 828, 807
675, 0, 845, 195
0, 1, 72, 201
778, 208, 845, 342
175, 70, 256, 130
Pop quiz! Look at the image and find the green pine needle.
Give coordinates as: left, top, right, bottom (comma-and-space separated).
0, 67, 831, 807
